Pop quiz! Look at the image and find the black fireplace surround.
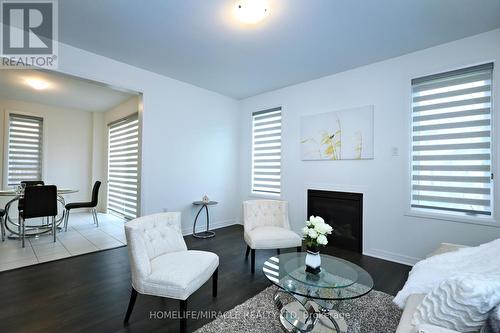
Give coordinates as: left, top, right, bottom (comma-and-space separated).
307, 189, 363, 253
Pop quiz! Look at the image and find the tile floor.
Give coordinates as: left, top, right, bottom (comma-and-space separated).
0, 212, 126, 272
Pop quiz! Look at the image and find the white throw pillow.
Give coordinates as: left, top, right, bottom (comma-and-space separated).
412, 274, 500, 333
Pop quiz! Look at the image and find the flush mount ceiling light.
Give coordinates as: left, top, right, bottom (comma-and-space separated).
235, 0, 269, 24
25, 78, 50, 90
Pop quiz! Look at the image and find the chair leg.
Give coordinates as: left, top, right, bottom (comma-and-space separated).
245, 245, 250, 259
52, 216, 56, 242
64, 210, 70, 232
180, 299, 188, 333
123, 288, 138, 323
251, 249, 255, 274
18, 214, 21, 239
93, 208, 99, 227
212, 268, 218, 297
21, 217, 25, 248
277, 249, 280, 255
296, 246, 302, 253
1, 216, 5, 242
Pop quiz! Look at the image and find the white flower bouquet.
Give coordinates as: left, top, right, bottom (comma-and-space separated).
302, 215, 333, 252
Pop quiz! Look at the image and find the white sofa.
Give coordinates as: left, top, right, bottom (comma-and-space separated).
396, 243, 469, 333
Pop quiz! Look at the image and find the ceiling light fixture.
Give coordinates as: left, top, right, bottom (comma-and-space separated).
235, 0, 269, 24
25, 78, 50, 90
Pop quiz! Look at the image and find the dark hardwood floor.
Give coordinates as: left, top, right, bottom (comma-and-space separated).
0, 225, 411, 333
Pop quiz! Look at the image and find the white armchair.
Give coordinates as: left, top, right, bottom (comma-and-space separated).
123, 212, 219, 333
243, 200, 302, 273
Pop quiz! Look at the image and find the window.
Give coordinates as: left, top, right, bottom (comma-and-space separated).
107, 114, 140, 220
7, 113, 43, 186
411, 63, 494, 217
252, 107, 282, 196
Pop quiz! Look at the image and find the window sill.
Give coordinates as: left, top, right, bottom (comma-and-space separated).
405, 210, 499, 228
248, 192, 282, 200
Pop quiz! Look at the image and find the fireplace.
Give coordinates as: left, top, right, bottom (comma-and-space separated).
307, 189, 363, 253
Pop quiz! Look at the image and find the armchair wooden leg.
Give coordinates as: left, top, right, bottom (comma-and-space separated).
245, 245, 250, 259
124, 288, 138, 324
212, 268, 218, 297
296, 246, 302, 253
251, 249, 255, 274
180, 299, 188, 333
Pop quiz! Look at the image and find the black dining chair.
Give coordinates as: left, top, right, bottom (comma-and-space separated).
19, 181, 46, 224
64, 181, 101, 232
21, 181, 45, 187
0, 208, 5, 242
19, 185, 58, 248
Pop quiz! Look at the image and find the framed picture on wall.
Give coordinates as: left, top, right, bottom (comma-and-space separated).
300, 105, 374, 161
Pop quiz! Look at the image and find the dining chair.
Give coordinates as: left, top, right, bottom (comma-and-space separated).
19, 185, 58, 248
243, 200, 302, 274
18, 181, 45, 217
124, 212, 219, 333
0, 208, 5, 242
20, 181, 45, 187
64, 181, 101, 231
15, 181, 46, 218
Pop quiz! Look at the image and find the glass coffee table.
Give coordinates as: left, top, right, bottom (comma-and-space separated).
263, 253, 374, 333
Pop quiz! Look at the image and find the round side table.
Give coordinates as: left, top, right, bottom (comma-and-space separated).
192, 201, 218, 239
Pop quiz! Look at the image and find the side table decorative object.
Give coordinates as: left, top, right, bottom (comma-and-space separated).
192, 200, 218, 239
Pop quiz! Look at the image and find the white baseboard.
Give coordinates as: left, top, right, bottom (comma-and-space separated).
182, 218, 240, 236
363, 248, 421, 266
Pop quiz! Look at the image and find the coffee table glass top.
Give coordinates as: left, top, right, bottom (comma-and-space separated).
263, 253, 374, 301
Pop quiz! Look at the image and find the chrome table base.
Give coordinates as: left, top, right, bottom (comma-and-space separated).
4, 195, 67, 239
273, 289, 347, 333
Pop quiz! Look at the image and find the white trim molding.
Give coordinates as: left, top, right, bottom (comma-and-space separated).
364, 248, 421, 266
182, 218, 240, 236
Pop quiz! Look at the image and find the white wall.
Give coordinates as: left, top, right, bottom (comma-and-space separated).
238, 28, 500, 265
91, 111, 106, 212
0, 99, 93, 208
56, 42, 240, 234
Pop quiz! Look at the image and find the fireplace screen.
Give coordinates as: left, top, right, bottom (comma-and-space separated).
307, 190, 363, 253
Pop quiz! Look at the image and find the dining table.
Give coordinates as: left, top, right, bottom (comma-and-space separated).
0, 187, 78, 239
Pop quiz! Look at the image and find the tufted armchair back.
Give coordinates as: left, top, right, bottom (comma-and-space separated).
243, 200, 290, 232
125, 212, 187, 286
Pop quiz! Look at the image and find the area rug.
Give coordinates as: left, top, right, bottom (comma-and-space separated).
195, 286, 402, 333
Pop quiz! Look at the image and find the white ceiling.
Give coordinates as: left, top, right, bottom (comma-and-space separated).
59, 0, 500, 99
0, 70, 136, 112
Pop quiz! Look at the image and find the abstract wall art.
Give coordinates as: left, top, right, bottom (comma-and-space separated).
300, 105, 374, 161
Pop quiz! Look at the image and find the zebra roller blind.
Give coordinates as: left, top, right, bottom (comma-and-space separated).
107, 114, 139, 220
411, 63, 494, 216
7, 114, 43, 186
252, 107, 282, 195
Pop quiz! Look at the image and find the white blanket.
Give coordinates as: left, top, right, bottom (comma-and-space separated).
393, 238, 500, 309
